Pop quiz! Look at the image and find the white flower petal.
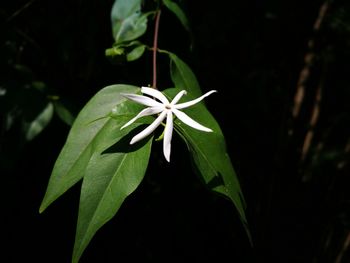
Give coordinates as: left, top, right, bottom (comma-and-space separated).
170, 90, 187, 105
173, 90, 217, 110
163, 111, 173, 162
172, 108, 212, 132
120, 106, 164, 130
122, 87, 216, 162
121, 93, 162, 107
130, 110, 167, 144
141, 87, 169, 105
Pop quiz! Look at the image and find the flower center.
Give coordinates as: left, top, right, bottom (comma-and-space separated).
165, 104, 172, 110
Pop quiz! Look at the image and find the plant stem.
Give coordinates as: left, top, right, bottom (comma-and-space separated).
152, 10, 161, 89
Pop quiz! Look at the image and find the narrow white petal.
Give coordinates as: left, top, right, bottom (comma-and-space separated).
130, 110, 167, 144
141, 87, 169, 105
122, 93, 162, 107
120, 106, 163, 130
173, 90, 217, 109
172, 108, 212, 132
170, 90, 187, 105
163, 111, 173, 162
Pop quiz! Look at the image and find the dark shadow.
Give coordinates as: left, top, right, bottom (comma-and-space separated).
102, 124, 151, 154
206, 172, 225, 189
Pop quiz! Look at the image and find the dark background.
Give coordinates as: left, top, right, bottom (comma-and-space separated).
1, 0, 350, 262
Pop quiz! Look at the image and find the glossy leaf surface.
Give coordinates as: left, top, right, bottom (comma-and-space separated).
72, 120, 152, 263
164, 88, 250, 239
40, 85, 144, 213
111, 0, 147, 44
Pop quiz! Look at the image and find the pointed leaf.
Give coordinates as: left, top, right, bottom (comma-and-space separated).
162, 0, 190, 32
25, 102, 54, 141
164, 88, 250, 241
40, 85, 144, 213
72, 128, 152, 263
167, 52, 202, 97
53, 101, 75, 126
111, 0, 148, 44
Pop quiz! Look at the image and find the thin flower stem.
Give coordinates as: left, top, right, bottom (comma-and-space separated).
152, 10, 161, 89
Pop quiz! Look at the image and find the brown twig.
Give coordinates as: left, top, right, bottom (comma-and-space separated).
301, 84, 322, 161
335, 231, 350, 263
6, 0, 38, 22
152, 10, 161, 89
292, 1, 330, 118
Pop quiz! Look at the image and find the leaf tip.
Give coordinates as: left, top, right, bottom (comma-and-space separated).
39, 195, 52, 214
39, 202, 47, 214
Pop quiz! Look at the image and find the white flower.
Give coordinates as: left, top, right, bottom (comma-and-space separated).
121, 87, 216, 162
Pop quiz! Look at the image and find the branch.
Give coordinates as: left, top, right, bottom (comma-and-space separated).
152, 10, 161, 89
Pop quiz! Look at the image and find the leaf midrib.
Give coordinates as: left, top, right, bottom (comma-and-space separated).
176, 123, 246, 221
62, 112, 137, 179
42, 108, 136, 211
76, 153, 129, 256
175, 122, 218, 179
41, 117, 112, 211
163, 90, 217, 179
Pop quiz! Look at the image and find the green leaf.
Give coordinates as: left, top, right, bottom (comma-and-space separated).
72, 128, 152, 263
126, 44, 146, 61
39, 85, 144, 213
164, 88, 250, 241
53, 101, 75, 126
111, 0, 148, 44
105, 45, 125, 59
162, 0, 190, 32
167, 52, 202, 97
105, 41, 146, 63
25, 102, 54, 141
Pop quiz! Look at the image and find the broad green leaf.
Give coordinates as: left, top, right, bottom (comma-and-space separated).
25, 102, 54, 141
111, 0, 148, 44
72, 125, 152, 263
164, 88, 250, 241
162, 0, 190, 32
53, 101, 75, 126
40, 85, 144, 213
167, 52, 202, 97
